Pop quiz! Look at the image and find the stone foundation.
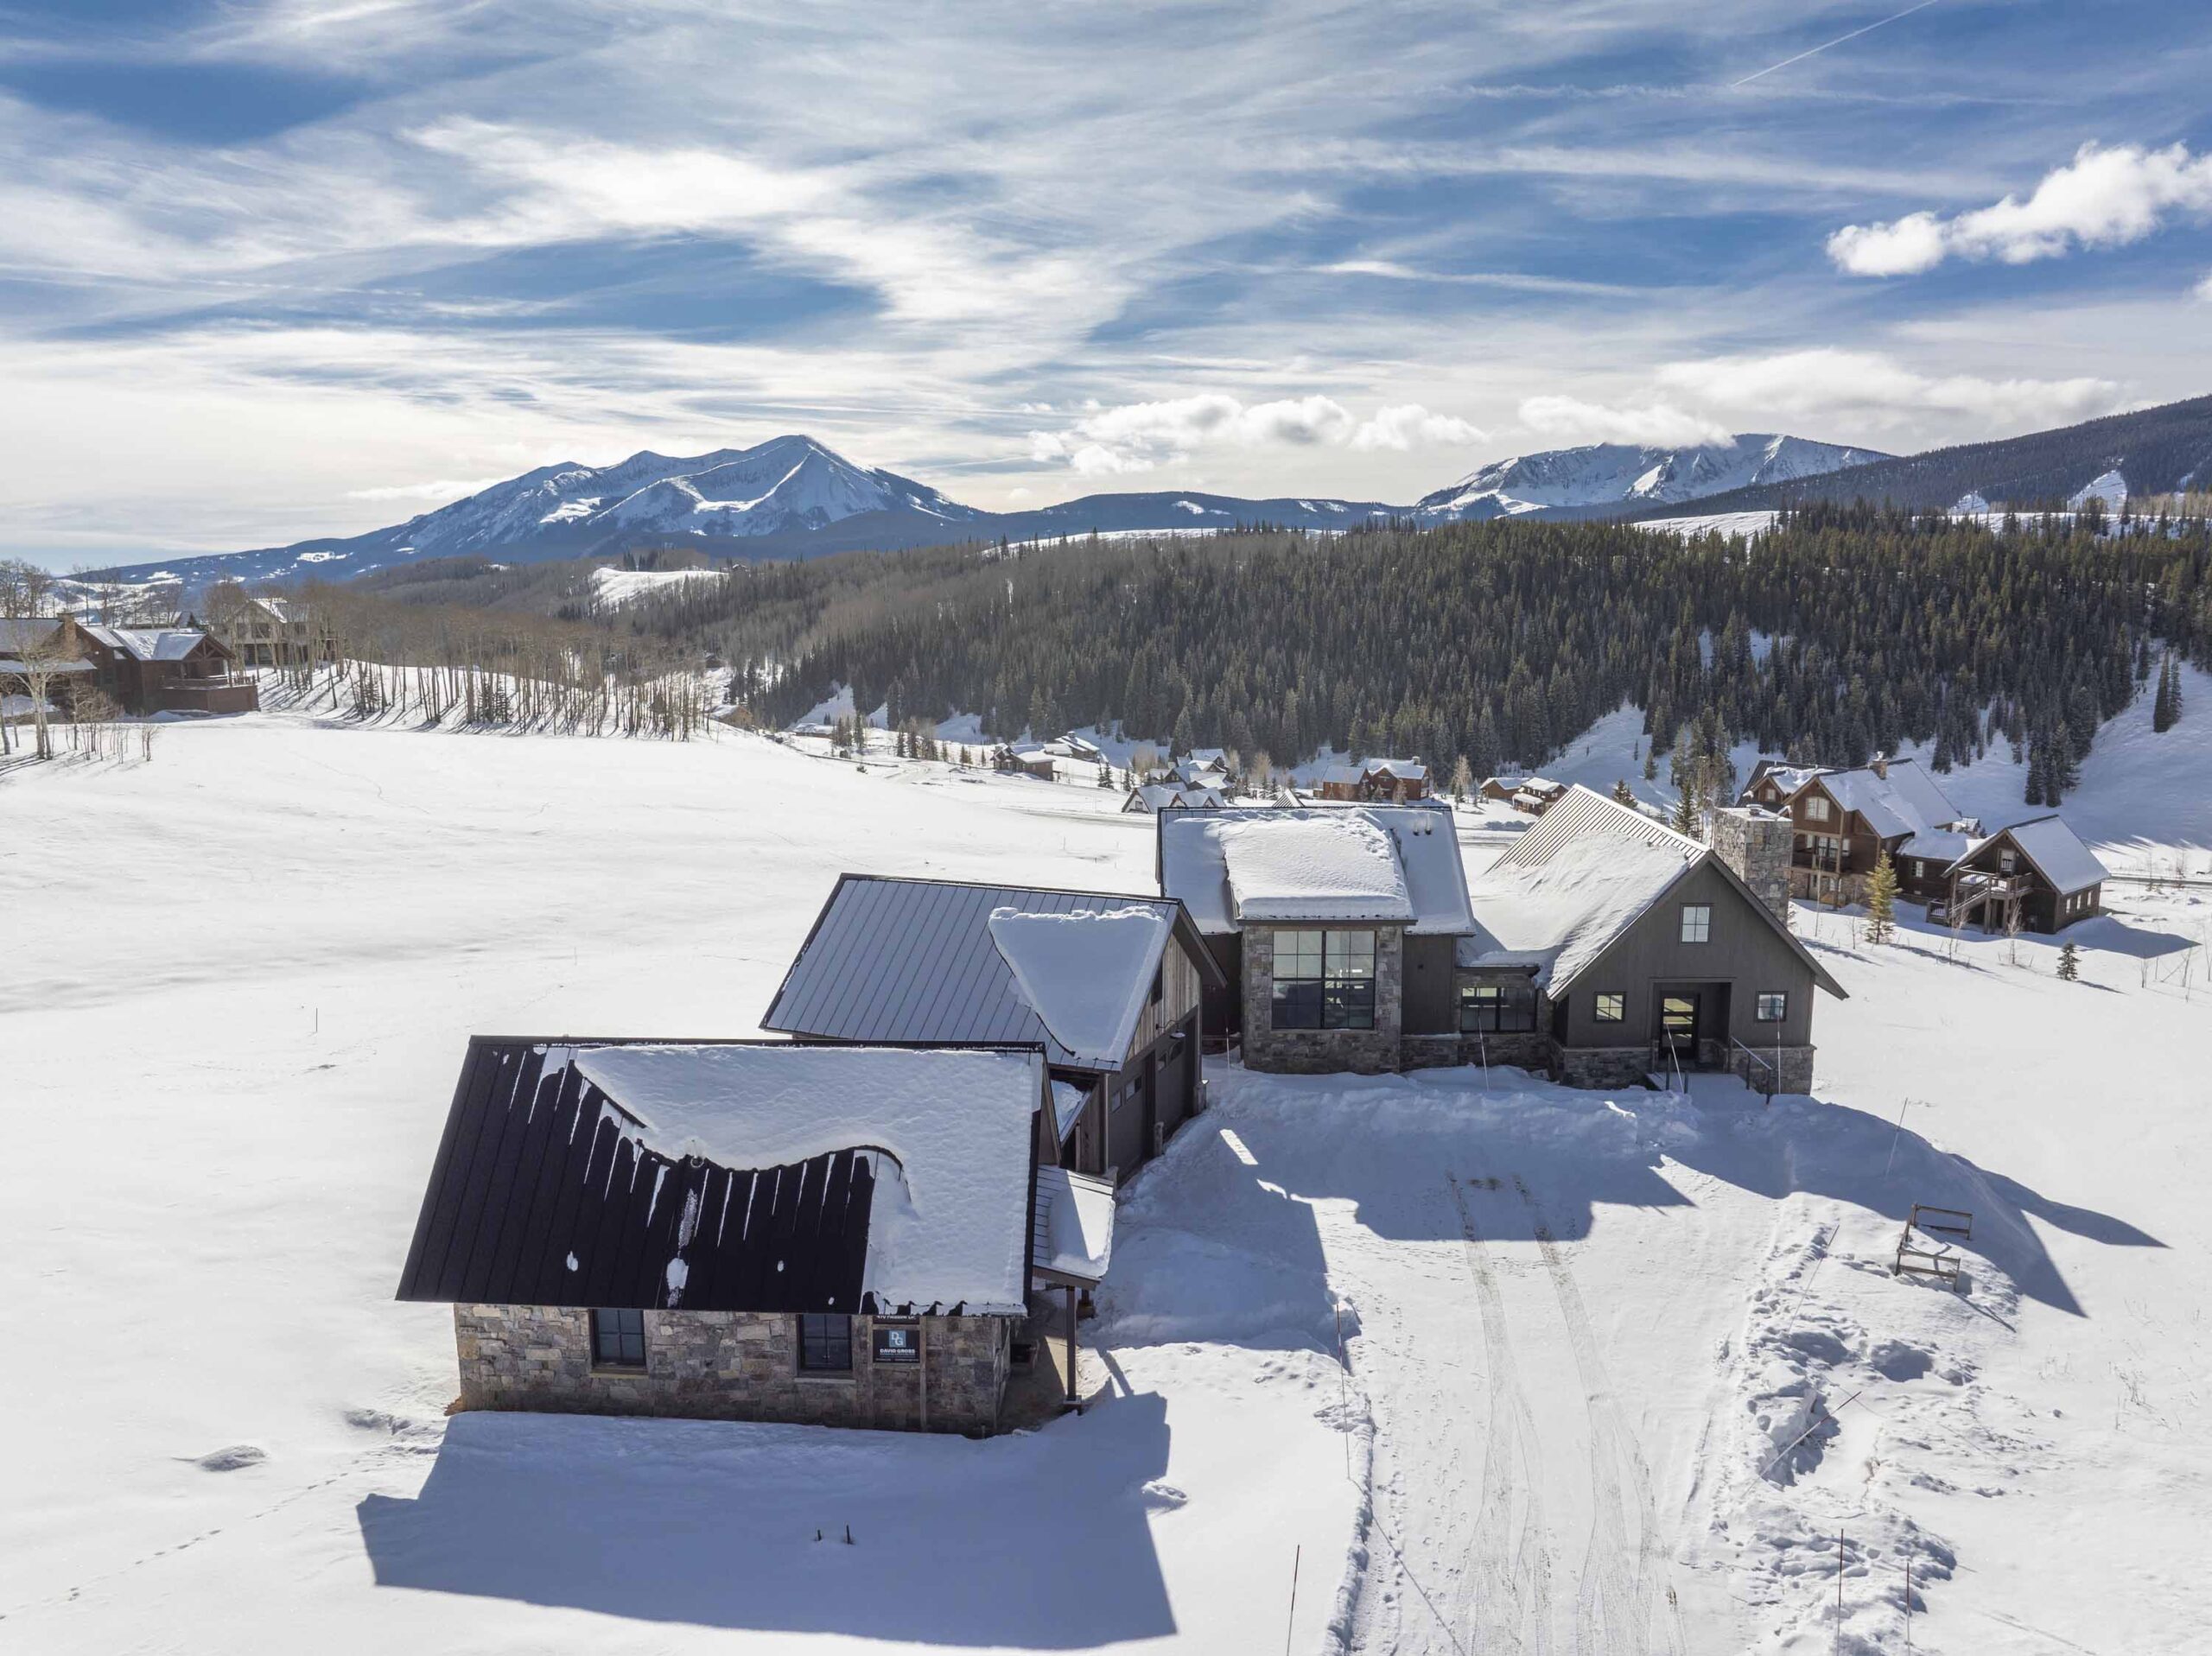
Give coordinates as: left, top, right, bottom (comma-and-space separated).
1399, 1033, 1462, 1071
1726, 1044, 1815, 1096
1551, 1044, 1656, 1089
1240, 924, 1404, 1075
455, 1305, 1013, 1434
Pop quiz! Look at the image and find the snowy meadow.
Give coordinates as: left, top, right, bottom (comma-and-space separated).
3, 701, 2208, 1655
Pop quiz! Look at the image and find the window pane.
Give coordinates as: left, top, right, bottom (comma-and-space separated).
1594, 993, 1624, 1023
1327, 930, 1376, 976
1325, 981, 1376, 1030
1275, 930, 1323, 977
593, 1308, 645, 1367
799, 1312, 853, 1372
1272, 980, 1323, 1029
1757, 993, 1787, 1022
1681, 905, 1711, 943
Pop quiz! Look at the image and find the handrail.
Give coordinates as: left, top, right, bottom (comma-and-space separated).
1731, 1037, 1778, 1101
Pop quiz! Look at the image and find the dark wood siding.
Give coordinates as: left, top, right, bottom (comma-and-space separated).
1402, 932, 1458, 1035
1559, 861, 1817, 1050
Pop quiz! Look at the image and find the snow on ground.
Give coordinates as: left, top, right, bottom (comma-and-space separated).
588, 564, 726, 607
5, 700, 2211, 1654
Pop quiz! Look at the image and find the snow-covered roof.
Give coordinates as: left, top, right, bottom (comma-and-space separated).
1955, 815, 2108, 896
1770, 758, 1962, 841
1032, 1166, 1116, 1285
764, 875, 1217, 1071
1160, 805, 1474, 935
1319, 765, 1364, 786
395, 1039, 1048, 1318
1129, 783, 1225, 812
987, 906, 1173, 1069
569, 1043, 1043, 1315
80, 625, 212, 663
1898, 828, 1974, 864
1460, 785, 1845, 998
1365, 758, 1427, 781
0, 618, 68, 656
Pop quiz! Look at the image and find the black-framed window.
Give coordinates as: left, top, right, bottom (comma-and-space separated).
1593, 993, 1625, 1023
1271, 929, 1376, 1030
1459, 979, 1535, 1033
798, 1312, 853, 1374
1680, 904, 1712, 944
591, 1308, 645, 1368
1756, 992, 1788, 1023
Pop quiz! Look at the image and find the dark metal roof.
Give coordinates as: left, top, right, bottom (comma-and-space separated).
761, 874, 1223, 1069
397, 1037, 882, 1314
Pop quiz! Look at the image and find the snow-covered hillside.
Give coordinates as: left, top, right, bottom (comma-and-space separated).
1418, 433, 1887, 521
588, 564, 727, 608
4, 696, 2209, 1654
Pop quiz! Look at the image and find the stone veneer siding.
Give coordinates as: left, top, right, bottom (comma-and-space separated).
1240, 923, 1404, 1074
454, 1305, 1013, 1435
1713, 807, 1793, 922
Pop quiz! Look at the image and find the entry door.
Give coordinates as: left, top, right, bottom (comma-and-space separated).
1658, 993, 1700, 1063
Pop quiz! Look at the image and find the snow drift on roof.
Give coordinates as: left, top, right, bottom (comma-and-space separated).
988, 905, 1173, 1069
83, 625, 209, 663
1162, 807, 1473, 934
570, 1043, 1041, 1314
1800, 759, 1962, 841
1033, 1166, 1116, 1284
1973, 815, 2108, 895
1463, 808, 1702, 989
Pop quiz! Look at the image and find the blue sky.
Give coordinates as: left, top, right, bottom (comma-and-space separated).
3, 0, 2209, 564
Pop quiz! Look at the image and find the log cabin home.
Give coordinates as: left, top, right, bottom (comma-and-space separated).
0, 616, 256, 715
1477, 775, 1526, 804
1317, 758, 1431, 803
1158, 789, 1843, 1094
395, 1039, 1114, 1432
1510, 777, 1567, 815
1738, 755, 1974, 907
1934, 815, 2108, 933
761, 876, 1226, 1184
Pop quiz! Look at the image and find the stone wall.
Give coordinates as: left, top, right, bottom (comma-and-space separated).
1240, 924, 1404, 1074
1551, 1043, 1656, 1089
454, 1306, 1013, 1434
1726, 1043, 1815, 1096
1714, 807, 1792, 921
1399, 1033, 1461, 1071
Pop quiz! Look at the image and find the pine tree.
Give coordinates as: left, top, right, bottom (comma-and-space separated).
1450, 755, 1474, 802
1612, 777, 1637, 807
1097, 759, 1113, 789
2153, 653, 2181, 733
1669, 776, 1700, 837
2056, 939, 2080, 981
1865, 848, 1899, 945
1642, 747, 1657, 781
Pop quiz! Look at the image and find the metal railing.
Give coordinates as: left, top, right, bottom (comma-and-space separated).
1731, 1037, 1780, 1101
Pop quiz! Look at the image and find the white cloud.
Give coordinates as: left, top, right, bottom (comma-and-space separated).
1657, 348, 2123, 429
1517, 396, 1731, 447
1828, 142, 2212, 276
1029, 392, 1482, 473
1351, 403, 1486, 451
344, 477, 507, 503
2196, 271, 2212, 302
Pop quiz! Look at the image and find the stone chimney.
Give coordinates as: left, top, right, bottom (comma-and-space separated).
1713, 806, 1790, 921
1870, 752, 1889, 780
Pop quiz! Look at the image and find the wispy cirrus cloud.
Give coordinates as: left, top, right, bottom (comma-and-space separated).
1828, 142, 2212, 276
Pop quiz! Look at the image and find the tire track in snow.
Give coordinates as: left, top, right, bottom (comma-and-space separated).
1512, 1175, 1679, 1656
1446, 1173, 1555, 1655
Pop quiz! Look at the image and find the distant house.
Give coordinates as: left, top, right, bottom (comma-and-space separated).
1739, 756, 1976, 907
762, 875, 1227, 1183
0, 617, 254, 716
1316, 758, 1430, 803
1477, 775, 1526, 804
1159, 788, 1843, 1093
1008, 746, 1059, 780
208, 594, 326, 669
0, 618, 97, 718
1123, 782, 1224, 814
1936, 815, 2107, 933
396, 1039, 1112, 1432
1510, 777, 1566, 816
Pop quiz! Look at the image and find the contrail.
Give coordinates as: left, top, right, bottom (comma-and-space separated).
1729, 0, 1944, 89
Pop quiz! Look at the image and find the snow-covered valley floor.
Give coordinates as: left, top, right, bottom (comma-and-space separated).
3, 709, 2208, 1654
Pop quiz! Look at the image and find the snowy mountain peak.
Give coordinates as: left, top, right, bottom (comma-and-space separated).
1416, 432, 1890, 521
363, 435, 979, 560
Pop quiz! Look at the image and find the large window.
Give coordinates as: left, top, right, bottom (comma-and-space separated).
1271, 930, 1376, 1030
1592, 993, 1625, 1024
591, 1308, 645, 1369
1805, 795, 1831, 822
1756, 992, 1788, 1023
1459, 979, 1536, 1033
1680, 904, 1712, 944
798, 1313, 854, 1374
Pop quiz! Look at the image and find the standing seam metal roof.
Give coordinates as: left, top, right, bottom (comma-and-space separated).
763, 876, 1212, 1070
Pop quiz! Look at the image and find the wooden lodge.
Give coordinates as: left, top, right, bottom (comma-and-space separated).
1934, 815, 2107, 934
1317, 757, 1430, 803
762, 875, 1226, 1185
397, 1039, 1114, 1433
